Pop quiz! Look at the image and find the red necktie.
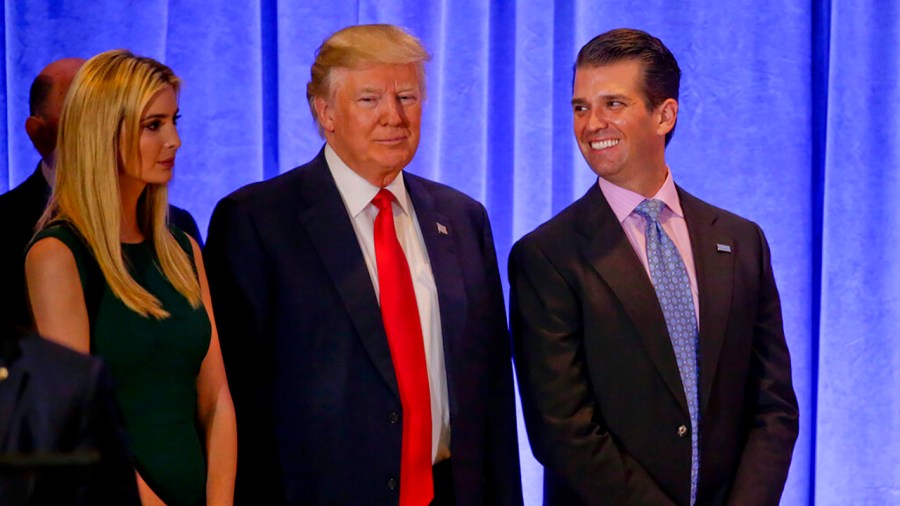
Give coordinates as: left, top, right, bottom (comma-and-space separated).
372, 189, 433, 506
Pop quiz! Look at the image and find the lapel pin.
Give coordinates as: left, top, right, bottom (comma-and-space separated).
436, 222, 448, 235
716, 243, 732, 253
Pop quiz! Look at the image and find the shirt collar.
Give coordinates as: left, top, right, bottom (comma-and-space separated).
596, 168, 684, 223
325, 144, 412, 217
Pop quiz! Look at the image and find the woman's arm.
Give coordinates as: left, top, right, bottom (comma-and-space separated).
26, 237, 90, 352
28, 237, 170, 505
190, 236, 238, 505
136, 473, 166, 505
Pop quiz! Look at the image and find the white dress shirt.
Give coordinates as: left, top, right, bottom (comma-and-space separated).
325, 145, 451, 463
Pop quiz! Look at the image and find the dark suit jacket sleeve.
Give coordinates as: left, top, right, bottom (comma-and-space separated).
204, 196, 283, 505
509, 239, 676, 506
478, 207, 525, 505
169, 206, 203, 247
0, 338, 139, 505
726, 225, 799, 506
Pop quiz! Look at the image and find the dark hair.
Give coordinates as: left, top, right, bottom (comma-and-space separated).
576, 28, 681, 145
29, 74, 54, 116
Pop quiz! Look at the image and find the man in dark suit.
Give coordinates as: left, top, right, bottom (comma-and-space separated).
0, 57, 202, 334
509, 29, 799, 506
204, 24, 522, 505
0, 329, 139, 504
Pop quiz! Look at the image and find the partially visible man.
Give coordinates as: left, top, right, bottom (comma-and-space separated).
509, 29, 799, 505
0, 58, 202, 333
205, 24, 522, 505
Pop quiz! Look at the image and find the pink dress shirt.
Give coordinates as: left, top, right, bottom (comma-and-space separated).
597, 171, 700, 326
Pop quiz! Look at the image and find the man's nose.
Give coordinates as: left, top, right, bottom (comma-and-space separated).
588, 108, 609, 130
380, 97, 405, 126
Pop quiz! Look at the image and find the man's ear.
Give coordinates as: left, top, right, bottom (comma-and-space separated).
25, 116, 54, 160
26, 116, 44, 143
314, 96, 335, 134
656, 98, 678, 137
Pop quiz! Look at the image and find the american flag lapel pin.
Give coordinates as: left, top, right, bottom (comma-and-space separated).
436, 222, 448, 236
716, 243, 732, 253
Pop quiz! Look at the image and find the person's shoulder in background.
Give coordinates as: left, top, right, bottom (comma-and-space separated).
0, 334, 140, 505
169, 204, 203, 247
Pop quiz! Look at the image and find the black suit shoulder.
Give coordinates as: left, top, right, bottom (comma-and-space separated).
214, 159, 319, 230
217, 156, 492, 232
678, 187, 763, 232
676, 187, 773, 267
0, 167, 48, 211
405, 170, 474, 200
228, 157, 315, 201
167, 205, 202, 246
0, 166, 50, 242
0, 168, 50, 331
511, 185, 598, 264
403, 172, 489, 233
515, 184, 769, 253
404, 171, 488, 215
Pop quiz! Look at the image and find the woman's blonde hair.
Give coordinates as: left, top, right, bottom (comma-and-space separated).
38, 49, 200, 319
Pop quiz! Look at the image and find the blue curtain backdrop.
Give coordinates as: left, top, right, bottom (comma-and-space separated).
1, 1, 896, 504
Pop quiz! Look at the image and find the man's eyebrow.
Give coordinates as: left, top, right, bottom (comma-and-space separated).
572, 93, 633, 106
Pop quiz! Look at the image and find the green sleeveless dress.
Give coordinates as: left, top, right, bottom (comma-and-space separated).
32, 224, 210, 506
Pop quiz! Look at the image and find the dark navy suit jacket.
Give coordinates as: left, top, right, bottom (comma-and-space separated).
0, 334, 139, 505
204, 150, 523, 505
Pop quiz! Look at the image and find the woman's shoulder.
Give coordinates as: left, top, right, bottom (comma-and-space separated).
27, 233, 76, 265
25, 229, 82, 294
27, 221, 96, 284
29, 221, 88, 259
167, 224, 195, 257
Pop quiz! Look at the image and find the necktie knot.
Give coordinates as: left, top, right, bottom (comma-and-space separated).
373, 189, 395, 212
635, 198, 664, 223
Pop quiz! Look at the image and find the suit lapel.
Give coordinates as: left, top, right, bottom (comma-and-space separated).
577, 185, 689, 415
404, 174, 465, 417
296, 151, 399, 397
678, 187, 734, 416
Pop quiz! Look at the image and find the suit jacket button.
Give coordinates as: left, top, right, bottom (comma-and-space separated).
389, 412, 400, 424
387, 477, 398, 490
677, 424, 689, 438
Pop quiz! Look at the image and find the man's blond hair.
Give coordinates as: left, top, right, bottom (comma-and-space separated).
306, 24, 430, 135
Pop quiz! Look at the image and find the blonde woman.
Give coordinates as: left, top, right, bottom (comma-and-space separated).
25, 50, 236, 506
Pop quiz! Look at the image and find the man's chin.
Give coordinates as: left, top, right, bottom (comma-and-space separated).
588, 161, 627, 181
375, 154, 415, 173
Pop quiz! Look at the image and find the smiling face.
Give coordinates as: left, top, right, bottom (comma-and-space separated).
572, 59, 676, 196
120, 85, 181, 189
315, 63, 422, 187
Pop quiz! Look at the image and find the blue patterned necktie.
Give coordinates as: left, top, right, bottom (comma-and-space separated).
634, 198, 700, 505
